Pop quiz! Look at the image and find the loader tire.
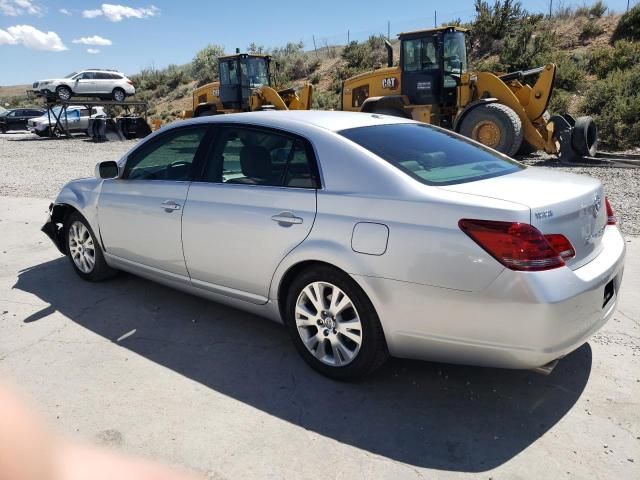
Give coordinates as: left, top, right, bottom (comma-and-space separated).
571, 116, 598, 157
460, 103, 523, 157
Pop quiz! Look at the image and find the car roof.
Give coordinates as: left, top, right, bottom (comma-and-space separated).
184, 110, 416, 133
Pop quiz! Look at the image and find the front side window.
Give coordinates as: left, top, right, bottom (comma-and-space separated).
124, 127, 207, 181
403, 37, 438, 72
203, 127, 318, 188
81, 72, 96, 80
340, 123, 524, 186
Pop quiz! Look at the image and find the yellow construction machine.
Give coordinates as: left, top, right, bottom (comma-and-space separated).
341, 26, 597, 158
183, 53, 313, 118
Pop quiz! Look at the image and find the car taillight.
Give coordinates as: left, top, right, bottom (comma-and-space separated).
458, 219, 566, 271
543, 234, 575, 260
605, 197, 616, 225
127, 80, 134, 85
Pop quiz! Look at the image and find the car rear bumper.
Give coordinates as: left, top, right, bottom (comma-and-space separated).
356, 226, 626, 370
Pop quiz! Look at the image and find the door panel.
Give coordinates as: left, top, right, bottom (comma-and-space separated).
182, 184, 316, 300
97, 125, 209, 276
98, 181, 191, 275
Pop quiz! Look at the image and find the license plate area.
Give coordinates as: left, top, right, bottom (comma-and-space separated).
603, 278, 615, 308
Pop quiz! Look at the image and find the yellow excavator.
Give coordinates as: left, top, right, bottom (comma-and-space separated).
183, 52, 313, 118
341, 26, 597, 159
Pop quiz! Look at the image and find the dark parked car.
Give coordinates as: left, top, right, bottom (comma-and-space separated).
0, 108, 45, 133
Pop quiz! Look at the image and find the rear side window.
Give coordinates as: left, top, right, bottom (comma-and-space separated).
339, 123, 524, 186
203, 127, 318, 188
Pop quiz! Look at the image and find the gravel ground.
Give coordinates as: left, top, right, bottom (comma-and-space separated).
1, 131, 638, 235
0, 132, 138, 199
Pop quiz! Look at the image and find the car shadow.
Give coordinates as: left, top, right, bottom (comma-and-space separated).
14, 257, 592, 472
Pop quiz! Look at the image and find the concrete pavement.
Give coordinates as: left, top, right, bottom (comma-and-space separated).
1, 196, 638, 479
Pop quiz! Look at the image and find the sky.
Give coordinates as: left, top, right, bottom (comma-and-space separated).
0, 0, 637, 85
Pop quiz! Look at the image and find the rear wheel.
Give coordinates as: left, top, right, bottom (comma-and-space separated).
64, 212, 117, 282
112, 88, 126, 102
284, 265, 388, 380
571, 116, 598, 157
56, 86, 72, 101
460, 103, 523, 156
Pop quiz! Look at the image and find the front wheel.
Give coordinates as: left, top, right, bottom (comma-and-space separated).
56, 86, 72, 101
459, 103, 523, 156
64, 212, 117, 282
284, 266, 388, 380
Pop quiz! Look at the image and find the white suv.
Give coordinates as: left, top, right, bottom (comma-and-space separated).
31, 69, 135, 102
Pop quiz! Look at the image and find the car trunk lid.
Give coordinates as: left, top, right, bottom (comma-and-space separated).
439, 167, 607, 269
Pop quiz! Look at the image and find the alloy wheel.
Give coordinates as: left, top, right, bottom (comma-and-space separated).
68, 221, 96, 274
295, 281, 363, 367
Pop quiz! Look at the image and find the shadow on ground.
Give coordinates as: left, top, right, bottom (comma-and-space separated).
14, 257, 592, 472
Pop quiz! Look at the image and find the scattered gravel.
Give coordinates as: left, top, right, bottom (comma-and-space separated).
0, 132, 137, 199
1, 132, 638, 235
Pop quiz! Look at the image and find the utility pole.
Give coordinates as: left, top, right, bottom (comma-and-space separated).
627, 0, 630, 12
434, 10, 437, 27
347, 30, 350, 43
549, 0, 553, 17
312, 35, 318, 59
387, 20, 390, 40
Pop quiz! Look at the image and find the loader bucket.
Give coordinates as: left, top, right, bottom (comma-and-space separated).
550, 114, 598, 162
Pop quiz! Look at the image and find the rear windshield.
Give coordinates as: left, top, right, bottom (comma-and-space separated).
339, 123, 524, 186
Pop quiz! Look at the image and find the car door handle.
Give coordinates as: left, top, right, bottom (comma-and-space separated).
161, 200, 181, 211
271, 212, 303, 225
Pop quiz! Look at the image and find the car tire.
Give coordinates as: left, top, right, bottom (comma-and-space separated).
112, 88, 126, 102
284, 265, 388, 380
459, 103, 523, 157
64, 212, 117, 282
56, 86, 72, 101
0, 125, 6, 134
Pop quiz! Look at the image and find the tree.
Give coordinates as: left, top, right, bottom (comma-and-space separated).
191, 44, 225, 86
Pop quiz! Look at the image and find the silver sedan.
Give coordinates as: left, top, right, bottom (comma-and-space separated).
43, 111, 626, 379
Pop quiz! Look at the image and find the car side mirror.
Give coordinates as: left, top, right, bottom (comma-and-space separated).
96, 161, 119, 179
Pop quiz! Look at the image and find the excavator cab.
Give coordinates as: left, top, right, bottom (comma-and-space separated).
218, 54, 271, 110
399, 27, 468, 112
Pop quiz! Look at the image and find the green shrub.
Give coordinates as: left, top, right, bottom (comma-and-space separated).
270, 41, 319, 85
580, 20, 604, 41
581, 65, 640, 149
310, 73, 321, 85
548, 88, 571, 115
587, 41, 640, 78
191, 44, 225, 86
499, 14, 556, 70
589, 1, 607, 18
612, 5, 640, 42
341, 35, 388, 71
473, 0, 527, 44
165, 64, 189, 90
312, 90, 339, 110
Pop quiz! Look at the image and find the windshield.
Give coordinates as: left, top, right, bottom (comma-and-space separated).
244, 57, 269, 88
339, 123, 524, 186
64, 72, 77, 78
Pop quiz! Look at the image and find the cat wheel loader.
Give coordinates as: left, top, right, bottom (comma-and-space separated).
182, 53, 313, 119
341, 26, 597, 159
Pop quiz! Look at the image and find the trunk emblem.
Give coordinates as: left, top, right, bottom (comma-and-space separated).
593, 195, 601, 218
534, 209, 553, 220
